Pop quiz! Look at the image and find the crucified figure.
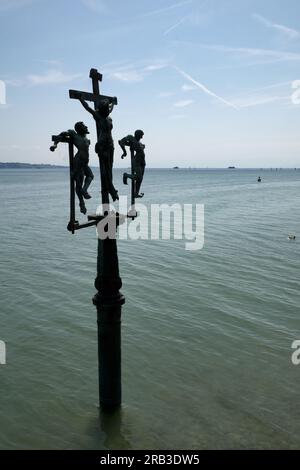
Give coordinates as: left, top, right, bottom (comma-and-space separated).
119, 130, 145, 198
78, 95, 119, 202
50, 121, 94, 214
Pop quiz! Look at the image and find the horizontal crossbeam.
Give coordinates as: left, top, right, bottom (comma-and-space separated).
69, 90, 118, 105
51, 134, 69, 144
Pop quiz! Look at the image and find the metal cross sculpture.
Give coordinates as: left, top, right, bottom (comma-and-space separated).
51, 68, 138, 231
50, 68, 136, 409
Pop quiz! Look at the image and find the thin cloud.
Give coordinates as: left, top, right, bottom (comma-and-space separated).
233, 95, 287, 108
253, 81, 292, 91
5, 78, 23, 87
174, 66, 239, 109
102, 62, 140, 76
39, 59, 63, 67
158, 91, 175, 98
81, 0, 108, 14
239, 80, 293, 96
229, 83, 291, 108
163, 0, 209, 35
164, 16, 187, 35
253, 14, 300, 39
110, 70, 144, 82
27, 69, 82, 86
182, 83, 196, 91
107, 60, 169, 82
201, 44, 300, 62
174, 99, 194, 107
0, 80, 6, 105
144, 64, 168, 71
0, 0, 40, 11
141, 0, 192, 18
174, 41, 300, 66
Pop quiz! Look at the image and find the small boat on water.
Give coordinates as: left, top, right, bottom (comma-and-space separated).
257, 177, 262, 182
288, 234, 296, 240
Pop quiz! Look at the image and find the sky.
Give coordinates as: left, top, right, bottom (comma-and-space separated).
1, 0, 300, 167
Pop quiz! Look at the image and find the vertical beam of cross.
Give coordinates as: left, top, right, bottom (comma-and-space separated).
89, 69, 109, 206
68, 142, 76, 233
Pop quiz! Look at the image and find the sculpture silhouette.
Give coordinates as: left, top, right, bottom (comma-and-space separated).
50, 121, 94, 214
119, 130, 145, 198
79, 96, 119, 202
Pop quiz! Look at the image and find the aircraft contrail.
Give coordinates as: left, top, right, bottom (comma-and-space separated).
174, 66, 239, 110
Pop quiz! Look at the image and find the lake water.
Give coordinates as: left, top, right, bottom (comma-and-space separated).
0, 168, 299, 449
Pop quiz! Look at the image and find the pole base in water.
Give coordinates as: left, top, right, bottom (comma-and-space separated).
93, 238, 125, 409
94, 301, 123, 409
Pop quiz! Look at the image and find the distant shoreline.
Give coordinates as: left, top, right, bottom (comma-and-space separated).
0, 162, 299, 170
0, 162, 68, 169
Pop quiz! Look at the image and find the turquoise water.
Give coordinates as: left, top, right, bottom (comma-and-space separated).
0, 168, 299, 449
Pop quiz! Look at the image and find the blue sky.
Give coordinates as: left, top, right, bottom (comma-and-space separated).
1, 0, 300, 167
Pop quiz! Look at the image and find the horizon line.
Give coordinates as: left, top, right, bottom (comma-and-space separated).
0, 162, 299, 170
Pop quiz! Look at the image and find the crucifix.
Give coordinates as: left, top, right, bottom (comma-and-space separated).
69, 68, 119, 207
50, 68, 139, 409
69, 69, 125, 409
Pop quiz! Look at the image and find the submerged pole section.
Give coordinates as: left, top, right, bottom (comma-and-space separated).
93, 235, 125, 409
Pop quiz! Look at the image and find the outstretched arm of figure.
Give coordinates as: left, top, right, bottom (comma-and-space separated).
118, 136, 133, 159
50, 131, 70, 152
79, 96, 97, 119
119, 138, 131, 158
118, 138, 128, 159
